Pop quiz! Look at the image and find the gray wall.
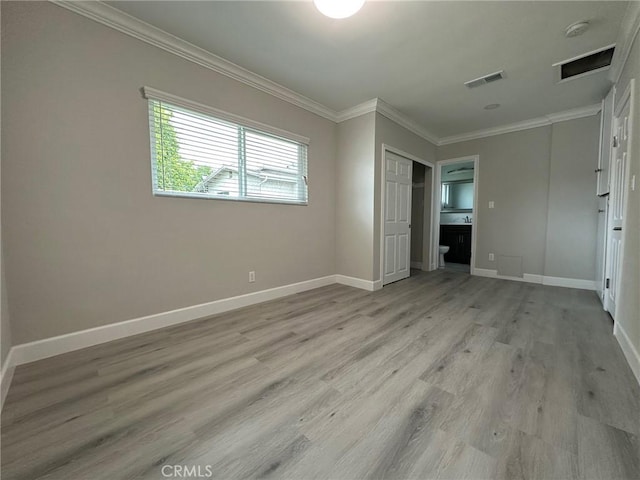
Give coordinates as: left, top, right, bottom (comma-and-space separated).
2, 2, 337, 344
545, 116, 600, 280
336, 113, 376, 280
374, 113, 437, 281
438, 116, 600, 280
0, 0, 8, 370
614, 20, 640, 366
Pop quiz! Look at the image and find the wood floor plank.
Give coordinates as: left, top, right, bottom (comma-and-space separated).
2, 270, 638, 480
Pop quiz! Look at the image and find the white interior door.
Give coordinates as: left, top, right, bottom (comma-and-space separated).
597, 87, 615, 195
383, 152, 412, 285
605, 94, 631, 318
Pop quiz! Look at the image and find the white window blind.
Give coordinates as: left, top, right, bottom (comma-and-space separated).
145, 89, 308, 205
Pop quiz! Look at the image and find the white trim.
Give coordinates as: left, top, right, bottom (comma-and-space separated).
52, 0, 609, 148
335, 275, 378, 292
613, 322, 640, 386
375, 100, 440, 146
546, 104, 603, 124
335, 98, 378, 123
473, 268, 596, 290
51, 0, 338, 122
335, 99, 440, 146
143, 86, 311, 145
611, 1, 640, 85
0, 348, 16, 411
438, 104, 601, 146
410, 261, 423, 270
542, 276, 598, 291
10, 275, 336, 366
473, 268, 543, 284
379, 145, 436, 287
434, 156, 479, 276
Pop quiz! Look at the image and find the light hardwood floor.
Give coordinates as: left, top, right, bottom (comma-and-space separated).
2, 270, 639, 480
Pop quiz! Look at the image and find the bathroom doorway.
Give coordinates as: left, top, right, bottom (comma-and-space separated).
434, 156, 479, 274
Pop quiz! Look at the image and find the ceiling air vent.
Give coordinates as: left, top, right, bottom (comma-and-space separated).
554, 44, 615, 82
464, 70, 505, 89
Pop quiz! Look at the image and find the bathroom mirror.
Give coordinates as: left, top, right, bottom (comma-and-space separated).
441, 180, 473, 212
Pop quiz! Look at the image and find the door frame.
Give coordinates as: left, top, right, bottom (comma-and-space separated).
379, 144, 435, 285
605, 78, 635, 320
434, 155, 480, 274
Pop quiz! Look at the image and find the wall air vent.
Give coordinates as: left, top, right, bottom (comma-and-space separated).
553, 44, 615, 82
464, 70, 505, 89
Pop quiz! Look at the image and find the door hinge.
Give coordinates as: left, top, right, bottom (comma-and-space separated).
606, 278, 610, 289
613, 136, 618, 148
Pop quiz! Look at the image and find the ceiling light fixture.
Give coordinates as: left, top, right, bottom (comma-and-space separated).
484, 103, 500, 110
314, 0, 365, 19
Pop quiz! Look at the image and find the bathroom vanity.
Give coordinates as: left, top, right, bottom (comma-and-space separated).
439, 225, 472, 264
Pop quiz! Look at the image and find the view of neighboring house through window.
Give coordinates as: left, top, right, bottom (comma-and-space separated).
148, 98, 308, 204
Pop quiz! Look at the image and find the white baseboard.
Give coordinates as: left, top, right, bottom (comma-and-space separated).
542, 275, 597, 290
410, 261, 423, 270
11, 275, 337, 367
0, 347, 16, 411
473, 268, 543, 284
335, 274, 379, 291
473, 269, 595, 290
614, 322, 640, 386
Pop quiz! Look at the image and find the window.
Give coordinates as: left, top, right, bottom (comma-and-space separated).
144, 87, 309, 205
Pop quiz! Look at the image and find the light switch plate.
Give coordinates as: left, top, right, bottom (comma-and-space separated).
489, 201, 495, 209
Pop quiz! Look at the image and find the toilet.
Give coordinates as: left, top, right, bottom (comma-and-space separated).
439, 245, 450, 268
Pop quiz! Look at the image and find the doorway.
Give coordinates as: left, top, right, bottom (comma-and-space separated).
434, 156, 479, 275
381, 145, 435, 286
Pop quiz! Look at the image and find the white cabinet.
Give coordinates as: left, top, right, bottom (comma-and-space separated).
597, 87, 615, 195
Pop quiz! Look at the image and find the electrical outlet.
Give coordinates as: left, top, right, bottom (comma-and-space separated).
249, 271, 255, 283
632, 175, 636, 191
489, 201, 495, 209
489, 253, 495, 261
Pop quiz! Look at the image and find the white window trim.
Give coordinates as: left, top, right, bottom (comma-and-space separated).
144, 87, 310, 206
142, 86, 310, 146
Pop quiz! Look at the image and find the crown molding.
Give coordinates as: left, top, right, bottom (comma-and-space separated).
335, 99, 378, 123
610, 0, 640, 84
545, 103, 602, 123
51, 0, 339, 122
50, 1, 442, 146
438, 103, 601, 146
335, 98, 440, 145
374, 99, 441, 146
49, 0, 606, 149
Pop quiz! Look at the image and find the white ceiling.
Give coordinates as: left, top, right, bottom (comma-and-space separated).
107, 1, 629, 138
